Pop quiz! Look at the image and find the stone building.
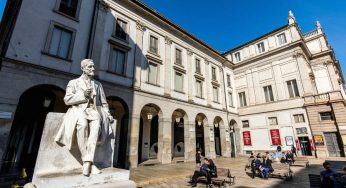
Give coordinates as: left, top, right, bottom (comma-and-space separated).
0, 0, 345, 179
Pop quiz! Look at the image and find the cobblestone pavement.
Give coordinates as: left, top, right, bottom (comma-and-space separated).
130, 156, 345, 188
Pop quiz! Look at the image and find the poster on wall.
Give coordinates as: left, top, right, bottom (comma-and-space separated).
243, 131, 251, 145
270, 129, 281, 145
314, 135, 324, 145
285, 136, 294, 146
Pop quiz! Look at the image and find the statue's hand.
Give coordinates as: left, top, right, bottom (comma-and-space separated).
108, 115, 114, 123
84, 88, 92, 98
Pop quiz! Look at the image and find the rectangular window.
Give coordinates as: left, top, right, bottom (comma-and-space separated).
268, 117, 278, 125
238, 92, 247, 107
49, 26, 72, 59
287, 79, 300, 98
195, 59, 201, 74
149, 35, 158, 54
263, 85, 274, 102
175, 72, 183, 92
58, 0, 78, 17
257, 42, 265, 53
234, 52, 241, 62
227, 74, 231, 87
242, 120, 249, 128
213, 86, 219, 102
293, 114, 305, 123
196, 80, 203, 98
320, 112, 334, 121
212, 67, 217, 80
228, 92, 233, 106
277, 33, 287, 45
175, 48, 182, 65
109, 48, 126, 75
115, 19, 127, 40
148, 62, 158, 85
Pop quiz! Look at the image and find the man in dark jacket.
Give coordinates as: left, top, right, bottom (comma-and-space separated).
251, 155, 261, 178
190, 158, 210, 187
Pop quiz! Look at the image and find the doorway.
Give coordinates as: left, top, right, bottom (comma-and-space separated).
298, 136, 312, 156
324, 132, 342, 157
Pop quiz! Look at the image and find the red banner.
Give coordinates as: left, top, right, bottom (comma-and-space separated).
243, 131, 252, 145
270, 129, 281, 145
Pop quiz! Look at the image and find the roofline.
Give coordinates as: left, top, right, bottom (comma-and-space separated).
222, 24, 289, 55
130, 0, 230, 63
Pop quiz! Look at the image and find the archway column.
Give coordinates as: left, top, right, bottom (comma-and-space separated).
158, 118, 172, 164
220, 126, 231, 157
127, 115, 141, 169
185, 121, 196, 161
204, 124, 216, 159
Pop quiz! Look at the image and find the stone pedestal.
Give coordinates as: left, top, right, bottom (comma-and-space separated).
31, 113, 135, 188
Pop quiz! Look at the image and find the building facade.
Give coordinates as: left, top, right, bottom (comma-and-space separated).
0, 0, 345, 178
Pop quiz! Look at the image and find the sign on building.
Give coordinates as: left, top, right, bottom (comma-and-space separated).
243, 131, 251, 145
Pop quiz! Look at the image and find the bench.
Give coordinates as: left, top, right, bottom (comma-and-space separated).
270, 162, 293, 181
308, 174, 321, 188
291, 157, 309, 167
197, 168, 235, 186
325, 160, 346, 171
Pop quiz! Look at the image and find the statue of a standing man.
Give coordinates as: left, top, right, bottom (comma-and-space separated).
55, 59, 114, 176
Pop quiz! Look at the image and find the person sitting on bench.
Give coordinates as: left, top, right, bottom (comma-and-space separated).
190, 158, 210, 187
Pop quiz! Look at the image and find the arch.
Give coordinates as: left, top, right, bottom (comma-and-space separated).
3, 84, 67, 178
138, 103, 162, 164
171, 109, 188, 158
229, 119, 238, 158
213, 116, 224, 156
106, 96, 130, 169
195, 113, 208, 156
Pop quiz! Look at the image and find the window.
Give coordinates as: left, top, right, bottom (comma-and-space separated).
257, 42, 265, 53
148, 62, 158, 85
212, 67, 217, 80
195, 59, 201, 74
227, 74, 231, 87
175, 48, 182, 65
268, 117, 278, 125
196, 80, 203, 98
114, 19, 127, 40
109, 48, 126, 75
277, 33, 287, 45
58, 0, 78, 17
293, 114, 305, 123
175, 72, 183, 92
287, 79, 300, 98
234, 52, 241, 62
238, 92, 247, 107
320, 112, 334, 121
213, 86, 219, 102
263, 85, 274, 102
47, 25, 73, 59
242, 120, 249, 128
228, 92, 233, 106
149, 35, 158, 54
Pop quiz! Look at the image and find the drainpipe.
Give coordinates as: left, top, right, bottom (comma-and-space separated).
86, 0, 99, 59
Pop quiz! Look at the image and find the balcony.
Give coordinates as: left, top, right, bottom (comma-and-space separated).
303, 91, 345, 106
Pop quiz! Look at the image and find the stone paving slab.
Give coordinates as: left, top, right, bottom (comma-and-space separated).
130, 156, 345, 188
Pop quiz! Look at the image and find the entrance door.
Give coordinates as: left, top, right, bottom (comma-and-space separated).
298, 136, 312, 156
324, 132, 342, 157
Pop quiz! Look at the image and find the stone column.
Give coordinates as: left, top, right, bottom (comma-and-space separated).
220, 124, 231, 157
90, 0, 110, 74
164, 36, 172, 96
326, 61, 340, 91
219, 66, 226, 109
294, 52, 314, 96
272, 63, 285, 100
245, 70, 256, 105
184, 121, 196, 161
204, 124, 216, 159
127, 115, 140, 169
204, 60, 212, 106
133, 21, 146, 90
158, 118, 172, 164
187, 49, 194, 102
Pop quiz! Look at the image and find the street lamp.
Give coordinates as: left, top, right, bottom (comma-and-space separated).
229, 125, 235, 132
175, 117, 181, 123
43, 97, 52, 108
147, 107, 153, 120
214, 122, 219, 128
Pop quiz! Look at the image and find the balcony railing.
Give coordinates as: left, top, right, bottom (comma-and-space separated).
303, 29, 318, 38
304, 91, 344, 105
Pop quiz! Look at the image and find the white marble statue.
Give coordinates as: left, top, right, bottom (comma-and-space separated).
55, 59, 114, 176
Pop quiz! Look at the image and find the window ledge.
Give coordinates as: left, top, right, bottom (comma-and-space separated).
146, 82, 160, 87
195, 96, 205, 100
174, 90, 185, 94
41, 51, 72, 62
212, 101, 220, 104
53, 9, 79, 22
111, 35, 129, 44
147, 50, 160, 57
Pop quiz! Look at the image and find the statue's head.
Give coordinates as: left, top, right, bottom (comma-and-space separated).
81, 59, 95, 77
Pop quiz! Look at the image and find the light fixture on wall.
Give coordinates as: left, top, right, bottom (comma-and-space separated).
214, 122, 219, 128
197, 116, 202, 126
43, 97, 52, 108
229, 125, 235, 132
147, 106, 153, 120
175, 116, 181, 123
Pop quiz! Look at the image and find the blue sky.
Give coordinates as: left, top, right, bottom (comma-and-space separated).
0, 0, 345, 74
